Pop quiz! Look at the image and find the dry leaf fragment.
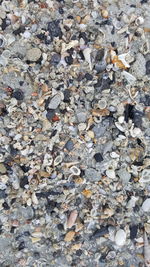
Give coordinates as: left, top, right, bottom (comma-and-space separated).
67, 210, 78, 229
64, 231, 75, 242
144, 231, 150, 267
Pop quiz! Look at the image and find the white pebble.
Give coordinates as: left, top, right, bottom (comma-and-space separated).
115, 229, 126, 246
142, 199, 150, 212
106, 169, 116, 179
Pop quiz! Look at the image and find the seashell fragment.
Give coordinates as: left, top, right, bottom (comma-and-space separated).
142, 199, 150, 212
70, 166, 81, 176
83, 48, 92, 70
67, 210, 78, 228
122, 71, 136, 84
139, 169, 150, 183
0, 34, 6, 48
54, 155, 63, 166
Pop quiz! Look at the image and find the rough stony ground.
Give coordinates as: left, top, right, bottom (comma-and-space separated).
0, 0, 150, 266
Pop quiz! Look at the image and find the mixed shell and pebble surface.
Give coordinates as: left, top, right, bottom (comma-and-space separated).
0, 0, 150, 266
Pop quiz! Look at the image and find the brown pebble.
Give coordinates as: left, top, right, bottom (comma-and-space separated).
64, 231, 75, 242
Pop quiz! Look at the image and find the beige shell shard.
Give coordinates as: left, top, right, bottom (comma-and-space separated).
67, 210, 78, 228
144, 231, 150, 267
83, 48, 92, 70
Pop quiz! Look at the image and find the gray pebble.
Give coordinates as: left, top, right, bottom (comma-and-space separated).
65, 140, 74, 151
26, 47, 42, 62
48, 94, 61, 109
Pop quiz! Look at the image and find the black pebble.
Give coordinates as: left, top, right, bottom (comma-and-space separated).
10, 145, 18, 157
12, 89, 24, 100
47, 20, 62, 41
79, 32, 89, 44
63, 89, 71, 103
124, 104, 144, 127
129, 225, 138, 240
57, 223, 64, 231
46, 109, 55, 121
76, 249, 82, 256
94, 75, 112, 91
13, 26, 25, 35
2, 202, 10, 210
141, 0, 148, 3
84, 73, 93, 81
0, 190, 7, 199
65, 55, 73, 65
92, 226, 109, 238
20, 176, 29, 189
18, 241, 25, 251
20, 165, 30, 173
94, 153, 103, 162
10, 226, 16, 233
146, 60, 150, 75
59, 7, 64, 14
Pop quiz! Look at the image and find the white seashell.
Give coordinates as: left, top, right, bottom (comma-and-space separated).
67, 210, 78, 228
135, 16, 144, 26
115, 229, 126, 246
118, 53, 130, 68
127, 196, 139, 209
139, 169, 150, 183
70, 166, 81, 176
32, 192, 38, 205
110, 152, 119, 158
54, 155, 63, 166
83, 48, 92, 70
106, 169, 116, 179
122, 71, 136, 84
130, 127, 142, 138
144, 231, 150, 267
115, 122, 125, 132
118, 116, 124, 124
142, 199, 150, 212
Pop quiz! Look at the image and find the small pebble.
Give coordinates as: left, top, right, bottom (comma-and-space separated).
48, 94, 61, 109
115, 229, 126, 246
142, 199, 150, 212
94, 153, 103, 162
26, 48, 42, 62
106, 169, 116, 179
12, 89, 24, 101
65, 140, 74, 151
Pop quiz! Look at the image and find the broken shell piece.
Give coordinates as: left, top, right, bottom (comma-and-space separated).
139, 169, 150, 183
70, 166, 81, 176
106, 169, 116, 179
101, 9, 109, 19
54, 155, 63, 166
144, 231, 150, 267
135, 16, 144, 26
83, 48, 92, 70
31, 192, 38, 205
67, 210, 78, 228
142, 199, 150, 212
61, 40, 79, 53
122, 71, 136, 84
118, 53, 130, 68
0, 34, 6, 48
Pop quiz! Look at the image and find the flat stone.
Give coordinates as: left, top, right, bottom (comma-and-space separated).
117, 168, 131, 184
115, 229, 126, 246
142, 198, 150, 212
26, 47, 42, 62
48, 94, 61, 109
0, 163, 7, 174
131, 53, 146, 79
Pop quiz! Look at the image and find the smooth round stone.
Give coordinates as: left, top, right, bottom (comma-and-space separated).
26, 48, 42, 62
115, 229, 126, 246
142, 198, 150, 212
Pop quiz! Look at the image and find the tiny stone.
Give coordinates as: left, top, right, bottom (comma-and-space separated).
63, 89, 71, 103
92, 226, 109, 238
12, 89, 24, 101
65, 55, 73, 65
50, 53, 61, 65
48, 94, 61, 109
46, 109, 55, 121
84, 73, 93, 80
106, 169, 116, 179
65, 140, 74, 151
26, 48, 42, 62
129, 225, 138, 240
94, 153, 103, 162
0, 163, 7, 174
115, 229, 126, 246
20, 176, 29, 189
146, 60, 150, 75
142, 198, 150, 212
